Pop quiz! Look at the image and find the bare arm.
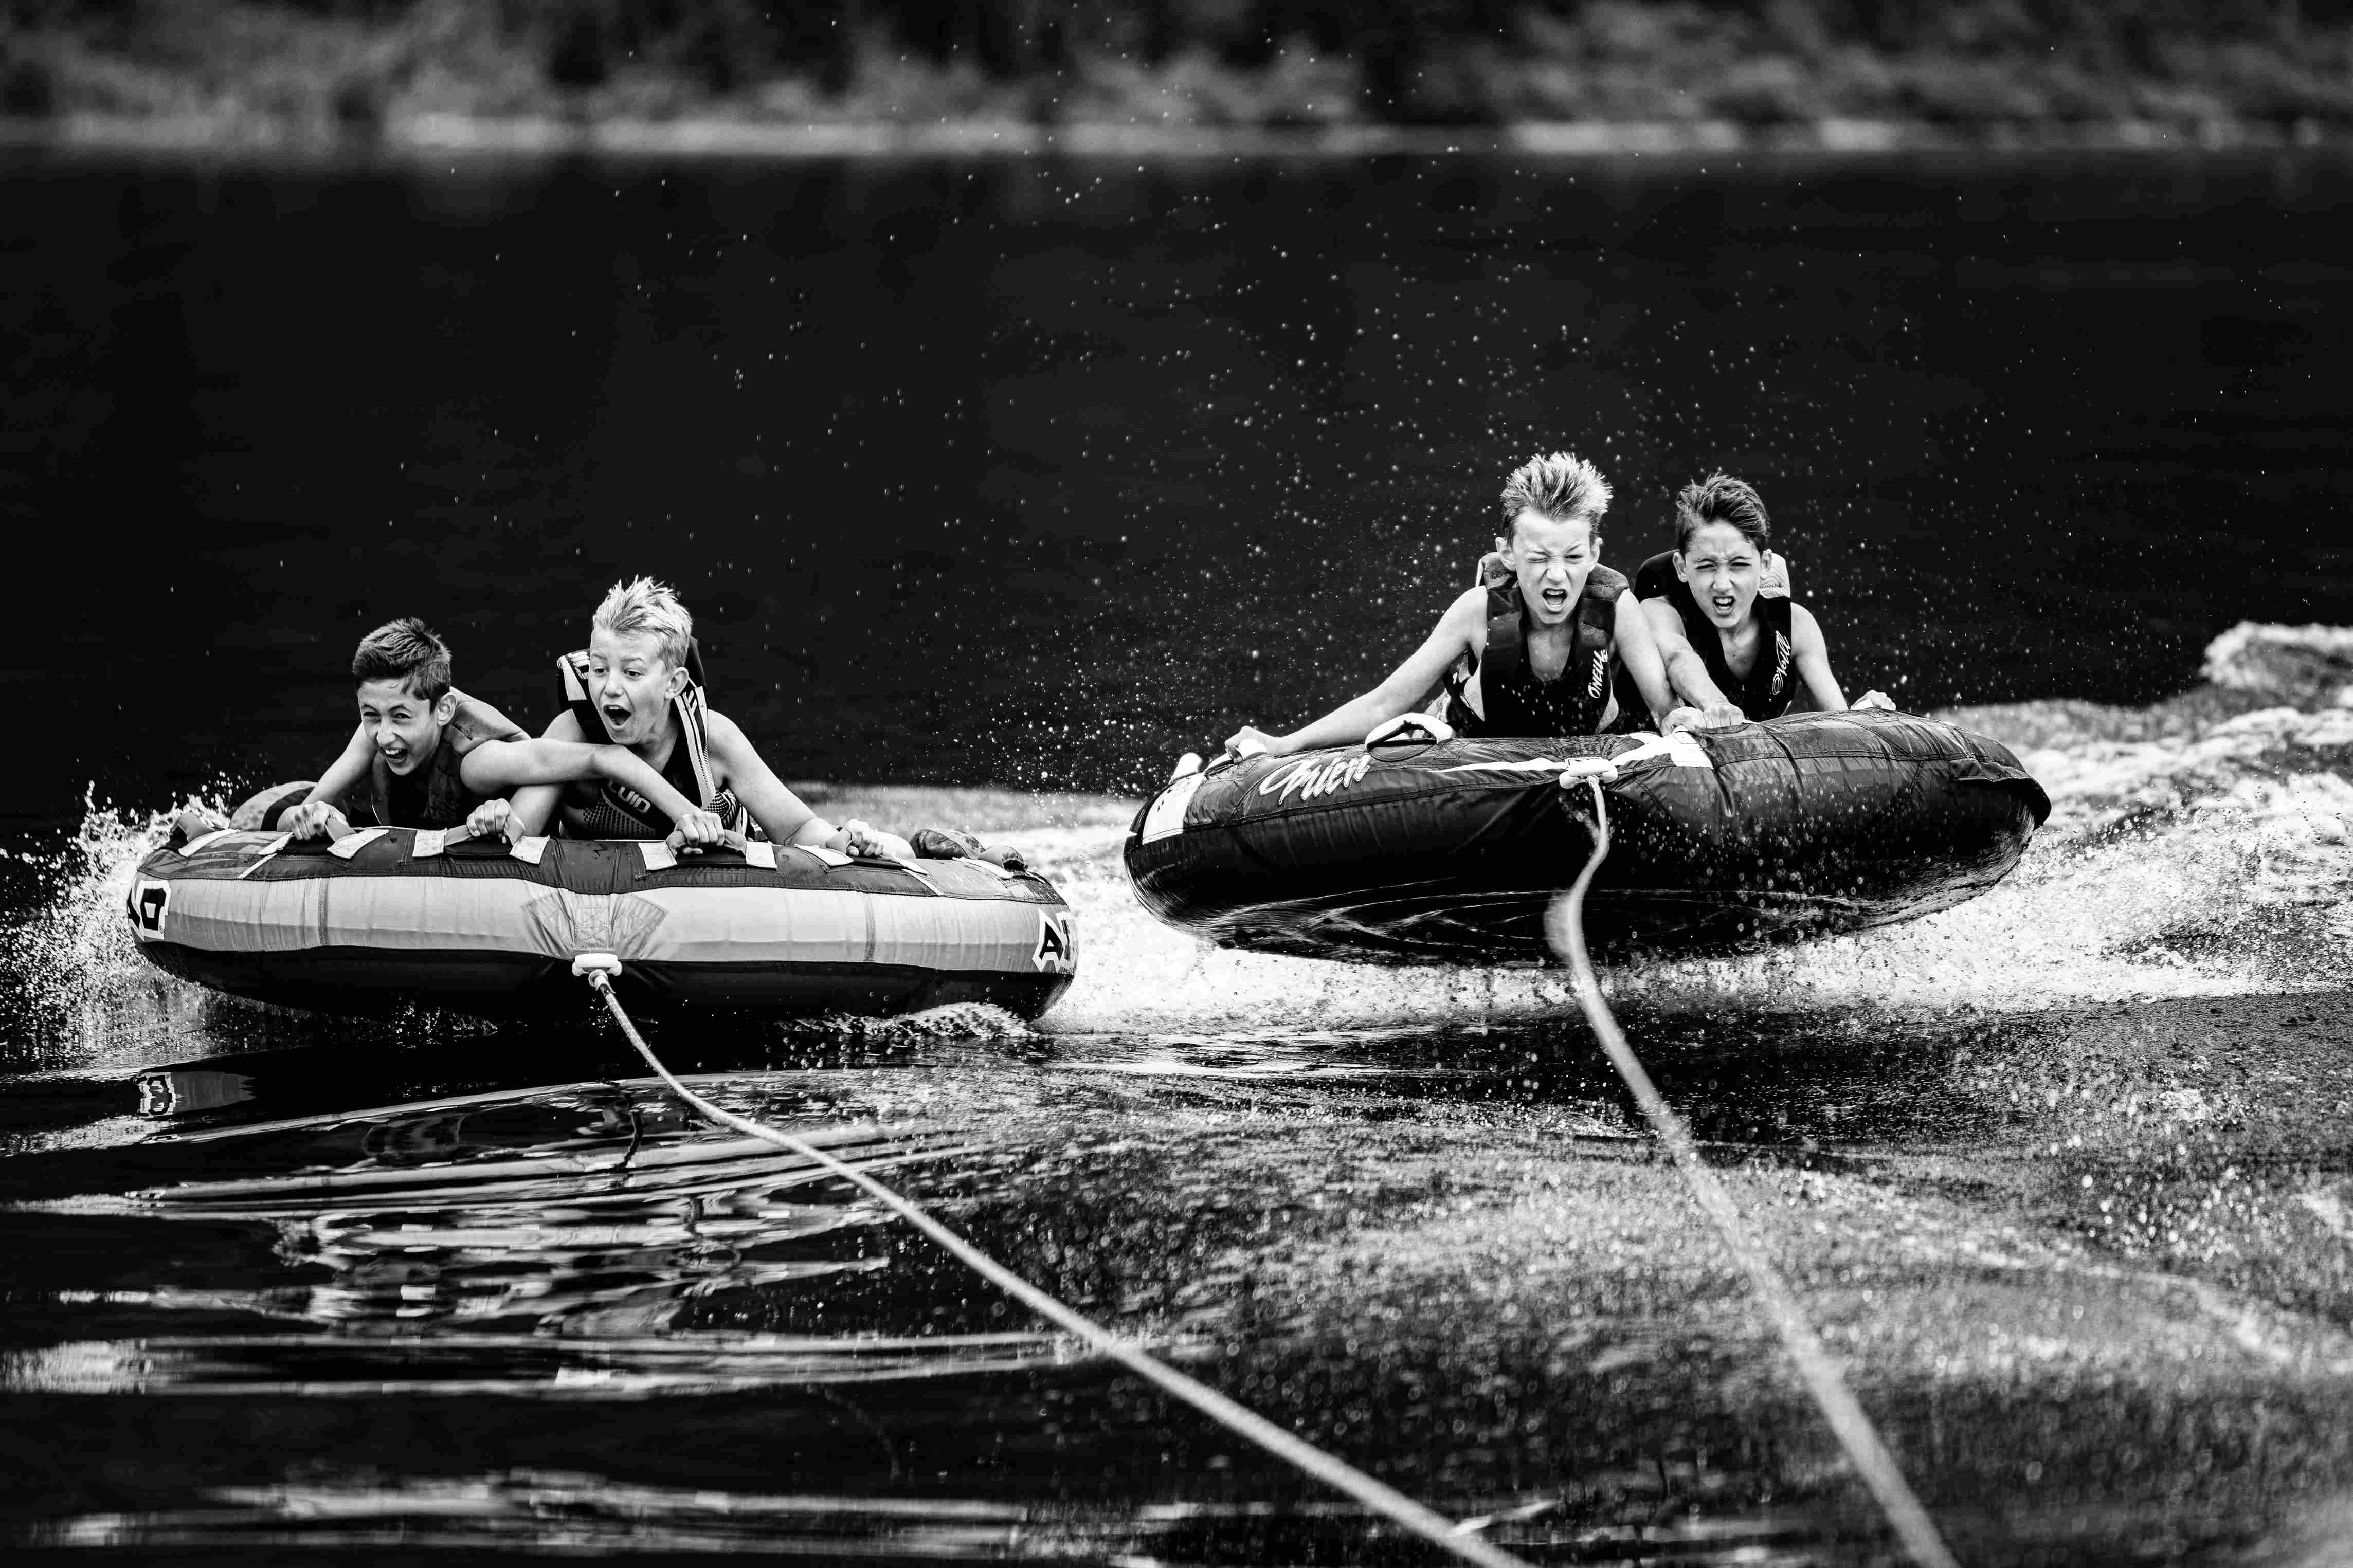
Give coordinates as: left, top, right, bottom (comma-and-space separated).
498, 712, 582, 839
278, 724, 376, 838
1789, 604, 1850, 712
459, 736, 722, 844
1612, 597, 1684, 730
1638, 598, 1742, 723
705, 710, 911, 859
1227, 589, 1482, 757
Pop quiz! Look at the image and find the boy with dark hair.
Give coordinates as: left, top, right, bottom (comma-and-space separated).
1620, 473, 1891, 724
279, 617, 723, 845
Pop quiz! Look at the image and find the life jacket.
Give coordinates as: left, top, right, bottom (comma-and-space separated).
1623, 549, 1797, 722
1444, 559, 1627, 738
553, 638, 746, 838
367, 690, 529, 830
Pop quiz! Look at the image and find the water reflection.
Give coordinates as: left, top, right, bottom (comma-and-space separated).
6, 993, 2353, 1561
19, 1078, 1029, 1368
26, 1468, 1859, 1563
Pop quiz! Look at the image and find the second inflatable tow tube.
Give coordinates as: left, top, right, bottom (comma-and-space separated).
1125, 709, 2050, 967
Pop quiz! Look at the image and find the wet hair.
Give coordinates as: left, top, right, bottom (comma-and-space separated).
1674, 473, 1772, 553
592, 576, 694, 669
351, 617, 452, 704
1499, 451, 1612, 538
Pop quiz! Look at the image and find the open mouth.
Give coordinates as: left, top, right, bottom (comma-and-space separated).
1540, 587, 1570, 613
1710, 592, 1739, 618
601, 704, 632, 732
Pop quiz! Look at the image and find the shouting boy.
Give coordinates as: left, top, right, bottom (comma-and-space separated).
1226, 451, 1707, 756
1618, 473, 1894, 725
279, 618, 723, 845
506, 578, 908, 859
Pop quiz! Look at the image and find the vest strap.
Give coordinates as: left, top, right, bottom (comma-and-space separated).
557, 647, 744, 833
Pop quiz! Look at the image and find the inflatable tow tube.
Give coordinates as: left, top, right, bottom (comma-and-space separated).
1124, 709, 2048, 965
125, 827, 1077, 1020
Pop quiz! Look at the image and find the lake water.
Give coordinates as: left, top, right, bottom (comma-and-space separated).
4, 153, 2353, 1564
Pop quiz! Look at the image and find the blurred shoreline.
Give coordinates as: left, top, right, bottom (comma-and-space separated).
5, 1, 2350, 161
6, 113, 2344, 165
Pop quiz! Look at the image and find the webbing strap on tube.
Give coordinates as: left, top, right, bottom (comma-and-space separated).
1548, 779, 1960, 1568
575, 959, 1532, 1568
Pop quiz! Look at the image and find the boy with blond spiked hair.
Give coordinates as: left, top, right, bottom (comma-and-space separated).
507, 577, 907, 858
280, 617, 727, 845
1225, 451, 1718, 755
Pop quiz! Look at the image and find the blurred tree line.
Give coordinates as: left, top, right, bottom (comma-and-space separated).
4, 0, 2348, 129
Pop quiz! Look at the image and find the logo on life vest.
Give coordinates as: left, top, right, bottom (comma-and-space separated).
608, 782, 655, 817
130, 879, 170, 940
1771, 632, 1792, 695
1586, 652, 1608, 700
1259, 753, 1371, 804
1033, 909, 1076, 973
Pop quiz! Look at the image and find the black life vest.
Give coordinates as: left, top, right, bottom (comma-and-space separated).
1445, 561, 1627, 738
1627, 550, 1796, 722
366, 690, 529, 830
553, 639, 746, 839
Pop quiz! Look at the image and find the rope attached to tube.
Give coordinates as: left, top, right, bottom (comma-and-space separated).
571, 955, 1533, 1568
1547, 776, 1960, 1568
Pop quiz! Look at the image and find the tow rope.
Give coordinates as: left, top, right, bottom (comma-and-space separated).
1549, 773, 1960, 1568
571, 954, 1533, 1568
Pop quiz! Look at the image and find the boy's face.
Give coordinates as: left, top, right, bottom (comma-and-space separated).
586, 627, 687, 746
1675, 520, 1763, 632
1499, 509, 1598, 628
356, 678, 456, 776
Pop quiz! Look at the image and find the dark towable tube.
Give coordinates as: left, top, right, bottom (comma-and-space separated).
124, 827, 1078, 1020
1123, 709, 2050, 965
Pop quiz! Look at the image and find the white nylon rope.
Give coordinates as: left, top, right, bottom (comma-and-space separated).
573, 958, 1533, 1568
1549, 775, 1960, 1568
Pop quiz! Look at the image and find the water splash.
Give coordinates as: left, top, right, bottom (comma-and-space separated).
0, 791, 199, 1069
12, 628, 2352, 1058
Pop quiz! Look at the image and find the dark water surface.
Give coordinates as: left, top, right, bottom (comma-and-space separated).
5, 154, 2353, 1565
4, 152, 2352, 822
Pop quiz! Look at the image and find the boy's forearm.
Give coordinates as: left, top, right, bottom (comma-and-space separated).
1284, 692, 1393, 753
282, 741, 371, 827
506, 783, 562, 836
1798, 654, 1847, 713
592, 746, 704, 826
1663, 645, 1732, 713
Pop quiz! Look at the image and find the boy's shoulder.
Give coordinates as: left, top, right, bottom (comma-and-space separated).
446, 689, 529, 751
699, 705, 752, 751
1441, 581, 1493, 628
1630, 551, 1678, 600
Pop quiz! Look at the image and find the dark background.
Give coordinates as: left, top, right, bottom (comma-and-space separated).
5, 151, 2350, 825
